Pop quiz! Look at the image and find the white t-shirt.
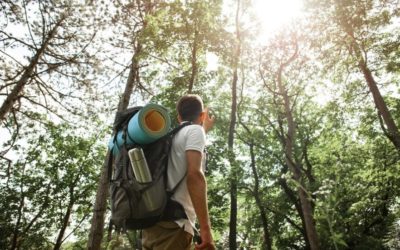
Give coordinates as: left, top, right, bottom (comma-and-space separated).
167, 123, 206, 236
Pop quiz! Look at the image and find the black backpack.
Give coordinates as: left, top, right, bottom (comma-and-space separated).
108, 106, 191, 231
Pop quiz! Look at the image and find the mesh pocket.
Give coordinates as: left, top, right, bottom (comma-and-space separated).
110, 178, 168, 230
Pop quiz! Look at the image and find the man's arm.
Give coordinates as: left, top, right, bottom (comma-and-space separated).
186, 150, 215, 249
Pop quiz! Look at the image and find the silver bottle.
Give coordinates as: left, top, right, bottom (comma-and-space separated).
128, 148, 152, 183
128, 148, 157, 211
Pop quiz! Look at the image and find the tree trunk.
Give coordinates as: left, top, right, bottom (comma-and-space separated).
249, 144, 272, 250
87, 150, 111, 250
228, 63, 238, 250
297, 185, 319, 250
87, 47, 141, 250
53, 200, 74, 250
0, 14, 66, 122
359, 62, 400, 151
229, 1, 241, 249
339, 1, 400, 153
278, 175, 311, 250
10, 166, 25, 250
229, 173, 238, 250
188, 30, 198, 94
277, 64, 320, 250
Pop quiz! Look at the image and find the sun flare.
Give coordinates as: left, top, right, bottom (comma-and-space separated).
254, 0, 304, 39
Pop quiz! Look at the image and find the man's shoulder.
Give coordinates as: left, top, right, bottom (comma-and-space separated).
178, 124, 204, 135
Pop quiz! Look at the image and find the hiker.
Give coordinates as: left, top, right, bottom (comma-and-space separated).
142, 94, 216, 250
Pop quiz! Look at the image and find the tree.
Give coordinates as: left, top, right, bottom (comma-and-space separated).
305, 0, 400, 152
87, 1, 160, 248
0, 1, 98, 125
1, 0, 399, 249
237, 121, 272, 250
0, 122, 103, 249
227, 0, 241, 248
144, 0, 225, 97
258, 29, 321, 249
309, 95, 400, 249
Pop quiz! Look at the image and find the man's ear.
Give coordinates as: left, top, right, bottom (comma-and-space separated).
199, 111, 206, 122
177, 114, 183, 123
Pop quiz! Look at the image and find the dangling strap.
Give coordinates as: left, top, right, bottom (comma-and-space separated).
170, 170, 187, 194
164, 172, 188, 221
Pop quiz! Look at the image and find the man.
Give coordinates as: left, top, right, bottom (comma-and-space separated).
142, 95, 216, 250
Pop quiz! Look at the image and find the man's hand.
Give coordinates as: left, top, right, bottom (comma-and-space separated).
195, 227, 215, 250
202, 107, 215, 133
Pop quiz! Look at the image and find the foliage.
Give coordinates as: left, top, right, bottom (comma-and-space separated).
0, 122, 105, 249
1, 0, 400, 249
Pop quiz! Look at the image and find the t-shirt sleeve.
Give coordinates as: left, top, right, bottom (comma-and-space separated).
185, 125, 206, 153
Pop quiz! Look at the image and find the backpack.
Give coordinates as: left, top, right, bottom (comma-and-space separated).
108, 106, 191, 231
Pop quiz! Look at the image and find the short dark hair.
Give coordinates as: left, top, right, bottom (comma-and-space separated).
176, 95, 204, 122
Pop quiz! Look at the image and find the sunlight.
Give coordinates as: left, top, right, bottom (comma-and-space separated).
254, 0, 304, 39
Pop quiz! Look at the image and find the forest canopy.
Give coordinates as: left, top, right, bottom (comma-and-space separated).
1, 0, 399, 249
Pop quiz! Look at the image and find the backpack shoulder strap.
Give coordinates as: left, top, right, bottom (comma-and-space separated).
166, 121, 195, 193
164, 121, 193, 138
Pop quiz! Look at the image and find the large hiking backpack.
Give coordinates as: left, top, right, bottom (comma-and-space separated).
108, 106, 190, 231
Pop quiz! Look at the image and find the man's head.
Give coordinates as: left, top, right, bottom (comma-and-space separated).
176, 94, 204, 123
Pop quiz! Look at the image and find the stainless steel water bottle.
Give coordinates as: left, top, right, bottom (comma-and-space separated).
128, 148, 152, 183
128, 148, 157, 211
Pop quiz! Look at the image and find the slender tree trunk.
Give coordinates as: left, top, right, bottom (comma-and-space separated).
339, 1, 400, 152
229, 1, 241, 249
87, 46, 141, 250
228, 62, 238, 250
87, 150, 111, 250
10, 166, 25, 250
87, 3, 154, 247
277, 64, 320, 250
253, 188, 271, 250
297, 184, 319, 250
249, 143, 272, 250
188, 30, 198, 94
0, 14, 66, 122
228, 64, 238, 249
229, 171, 238, 250
53, 200, 74, 250
278, 173, 311, 250
359, 62, 400, 151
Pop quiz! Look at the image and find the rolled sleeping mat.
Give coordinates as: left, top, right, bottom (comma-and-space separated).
127, 103, 171, 144
107, 103, 171, 155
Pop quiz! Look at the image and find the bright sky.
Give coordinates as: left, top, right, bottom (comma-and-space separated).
207, 0, 304, 71
254, 0, 304, 41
